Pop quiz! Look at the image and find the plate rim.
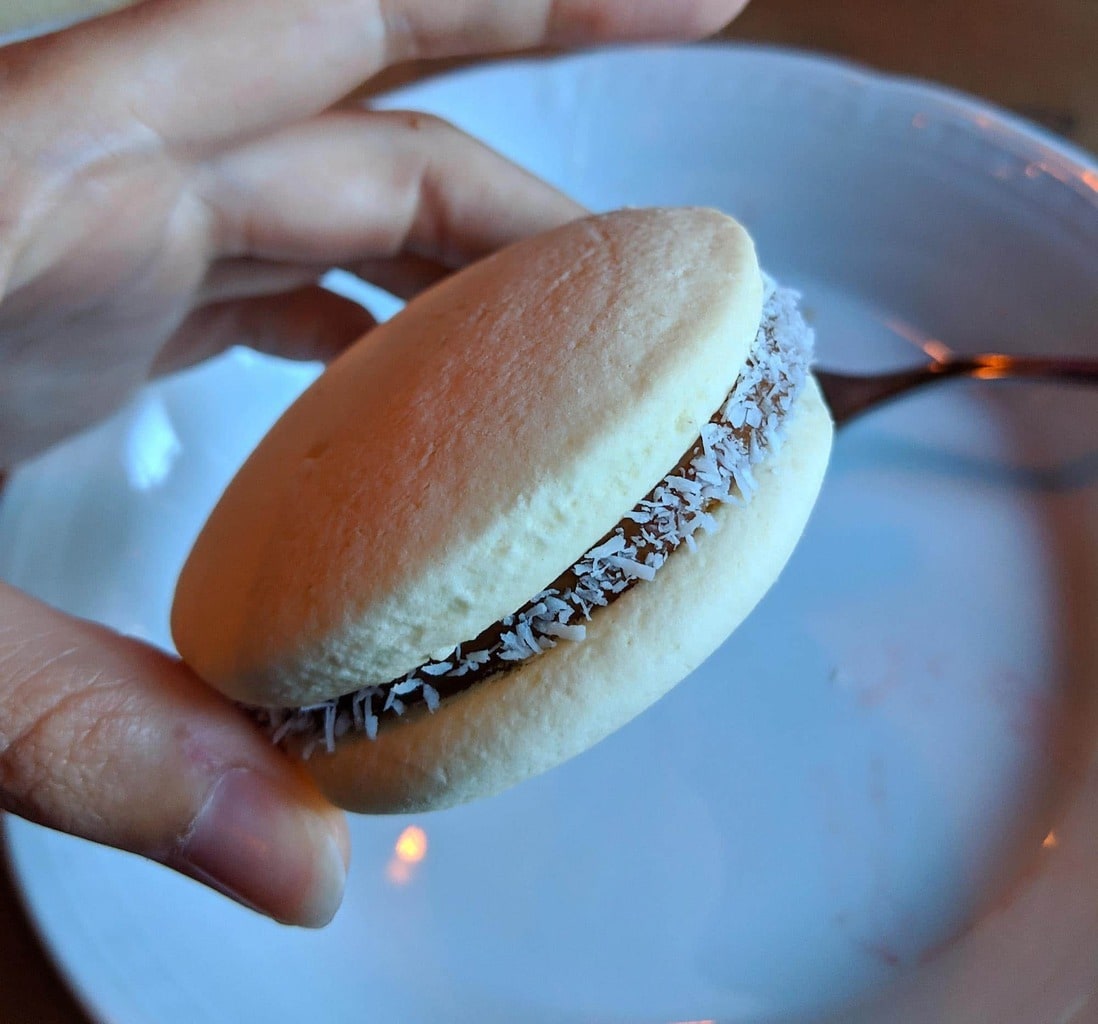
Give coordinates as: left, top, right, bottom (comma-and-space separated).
376, 41, 1098, 180
4, 40, 1097, 1024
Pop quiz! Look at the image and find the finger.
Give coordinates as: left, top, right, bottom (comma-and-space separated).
0, 583, 349, 927
201, 109, 584, 268
199, 253, 449, 304
19, 0, 748, 151
196, 260, 324, 305
348, 254, 450, 300
154, 286, 376, 375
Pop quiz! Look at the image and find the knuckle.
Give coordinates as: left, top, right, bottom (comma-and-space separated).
382, 108, 458, 140
0, 646, 136, 832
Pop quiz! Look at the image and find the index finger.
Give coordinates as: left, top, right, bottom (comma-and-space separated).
24, 0, 747, 150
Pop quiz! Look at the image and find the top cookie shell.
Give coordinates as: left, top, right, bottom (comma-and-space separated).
172, 207, 764, 707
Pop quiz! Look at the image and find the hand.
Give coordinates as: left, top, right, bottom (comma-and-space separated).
0, 0, 748, 926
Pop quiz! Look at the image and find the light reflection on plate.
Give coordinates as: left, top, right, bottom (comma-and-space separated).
1, 45, 1097, 1024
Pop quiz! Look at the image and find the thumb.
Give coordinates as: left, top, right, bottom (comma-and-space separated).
0, 581, 349, 927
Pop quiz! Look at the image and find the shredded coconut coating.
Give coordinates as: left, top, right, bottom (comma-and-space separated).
255, 280, 814, 755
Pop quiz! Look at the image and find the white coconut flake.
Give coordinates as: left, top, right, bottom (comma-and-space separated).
516, 618, 540, 655
606, 554, 658, 581
585, 533, 628, 562
543, 621, 588, 642
270, 715, 296, 746
690, 510, 719, 534
420, 661, 453, 676
666, 475, 702, 497
543, 596, 572, 620
265, 279, 814, 748
383, 691, 405, 714
391, 677, 421, 696
323, 705, 337, 752
498, 635, 528, 660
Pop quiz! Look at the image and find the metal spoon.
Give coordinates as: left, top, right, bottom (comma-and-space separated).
816, 353, 1098, 428
0, 353, 1094, 499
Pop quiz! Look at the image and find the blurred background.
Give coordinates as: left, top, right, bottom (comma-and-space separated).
2, 0, 1097, 152
0, 0, 1094, 1021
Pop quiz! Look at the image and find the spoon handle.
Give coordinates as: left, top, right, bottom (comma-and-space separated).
816, 355, 1098, 427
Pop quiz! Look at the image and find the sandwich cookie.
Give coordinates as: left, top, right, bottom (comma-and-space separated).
172, 207, 833, 812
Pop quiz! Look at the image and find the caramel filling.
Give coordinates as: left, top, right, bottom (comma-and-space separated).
258, 281, 813, 755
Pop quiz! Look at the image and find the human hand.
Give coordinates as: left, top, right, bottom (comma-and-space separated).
0, 0, 748, 926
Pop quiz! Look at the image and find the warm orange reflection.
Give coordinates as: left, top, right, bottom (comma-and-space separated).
1043, 830, 1059, 849
386, 825, 429, 885
972, 354, 1013, 380
883, 317, 953, 361
923, 340, 954, 363
386, 859, 413, 885
395, 825, 429, 864
1024, 158, 1078, 187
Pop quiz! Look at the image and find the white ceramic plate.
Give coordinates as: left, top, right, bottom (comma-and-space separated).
2, 44, 1097, 1024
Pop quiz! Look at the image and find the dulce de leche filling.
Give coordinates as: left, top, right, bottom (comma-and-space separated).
258, 282, 814, 755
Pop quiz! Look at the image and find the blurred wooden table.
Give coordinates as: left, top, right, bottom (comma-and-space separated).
0, 2, 1095, 1022
363, 0, 1098, 152
2, 0, 1096, 151
734, 0, 1097, 151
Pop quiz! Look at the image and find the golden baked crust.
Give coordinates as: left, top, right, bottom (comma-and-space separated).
172, 208, 763, 706
303, 379, 832, 813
